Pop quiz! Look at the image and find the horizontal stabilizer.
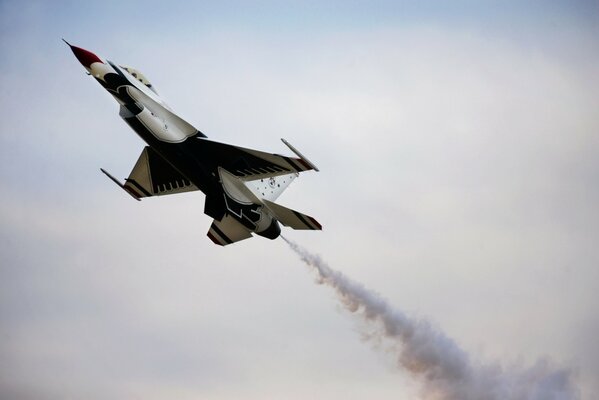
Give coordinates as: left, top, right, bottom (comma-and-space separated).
208, 215, 253, 246
262, 199, 322, 230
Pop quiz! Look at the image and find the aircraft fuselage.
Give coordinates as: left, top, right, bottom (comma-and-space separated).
68, 42, 321, 245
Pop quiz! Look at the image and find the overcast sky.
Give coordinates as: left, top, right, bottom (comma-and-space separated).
1, 1, 598, 399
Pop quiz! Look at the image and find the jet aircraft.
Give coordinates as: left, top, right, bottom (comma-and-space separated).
66, 41, 321, 245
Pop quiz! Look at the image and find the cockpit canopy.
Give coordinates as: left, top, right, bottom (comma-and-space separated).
120, 65, 157, 94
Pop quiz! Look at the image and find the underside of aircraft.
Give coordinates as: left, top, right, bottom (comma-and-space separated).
67, 41, 321, 245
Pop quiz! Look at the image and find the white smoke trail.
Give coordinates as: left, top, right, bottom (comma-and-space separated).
282, 237, 578, 400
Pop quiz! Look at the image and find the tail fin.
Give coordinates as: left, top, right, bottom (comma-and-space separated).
262, 199, 322, 230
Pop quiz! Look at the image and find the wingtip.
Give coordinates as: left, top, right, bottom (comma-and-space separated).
281, 138, 320, 172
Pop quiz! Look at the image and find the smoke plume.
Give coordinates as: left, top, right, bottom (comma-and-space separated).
282, 237, 578, 400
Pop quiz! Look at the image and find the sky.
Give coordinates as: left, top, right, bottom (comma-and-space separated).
1, 1, 598, 399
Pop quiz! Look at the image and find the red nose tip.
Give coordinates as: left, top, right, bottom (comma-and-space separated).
68, 43, 102, 68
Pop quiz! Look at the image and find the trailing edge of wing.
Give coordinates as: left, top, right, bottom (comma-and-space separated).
102, 147, 200, 200
193, 138, 318, 181
124, 146, 199, 198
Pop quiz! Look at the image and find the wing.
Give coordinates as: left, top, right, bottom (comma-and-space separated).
193, 138, 318, 181
207, 214, 253, 246
123, 147, 199, 199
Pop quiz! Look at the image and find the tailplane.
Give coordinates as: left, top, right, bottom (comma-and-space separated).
207, 215, 253, 246
262, 199, 322, 230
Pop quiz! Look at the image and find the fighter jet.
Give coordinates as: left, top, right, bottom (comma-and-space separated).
66, 41, 321, 245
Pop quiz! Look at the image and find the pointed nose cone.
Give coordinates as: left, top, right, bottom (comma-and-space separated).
64, 40, 103, 68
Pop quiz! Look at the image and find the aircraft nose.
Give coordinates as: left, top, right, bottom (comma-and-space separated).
63, 39, 103, 68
